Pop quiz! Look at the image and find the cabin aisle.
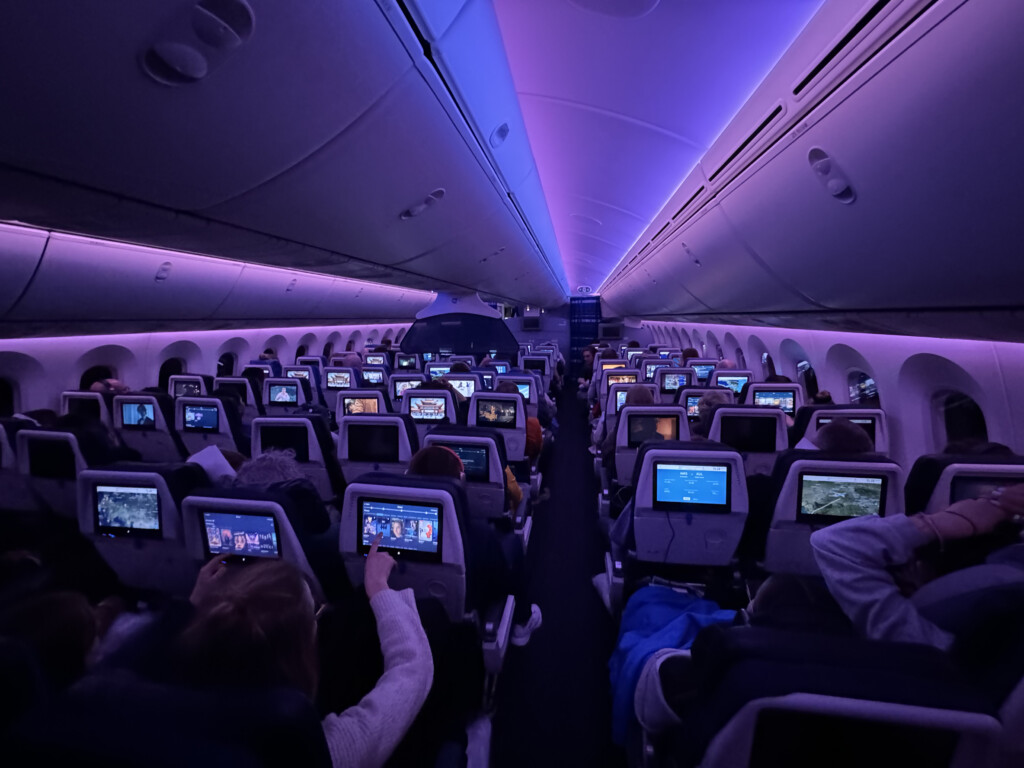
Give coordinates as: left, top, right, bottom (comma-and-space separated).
490, 390, 626, 767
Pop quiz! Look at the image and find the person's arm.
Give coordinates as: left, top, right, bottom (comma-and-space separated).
505, 465, 523, 509
811, 487, 1023, 650
321, 537, 433, 768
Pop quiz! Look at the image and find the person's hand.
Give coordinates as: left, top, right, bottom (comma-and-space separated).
364, 533, 396, 599
190, 556, 230, 606
913, 483, 1024, 542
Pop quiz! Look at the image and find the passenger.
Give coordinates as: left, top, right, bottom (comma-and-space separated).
53, 413, 140, 464
577, 345, 596, 393
764, 373, 793, 383
942, 439, 1014, 456
810, 389, 834, 405
88, 378, 130, 395
335, 353, 363, 373
494, 380, 544, 467
812, 418, 874, 453
448, 361, 471, 374
180, 542, 432, 768
716, 359, 737, 371
600, 384, 655, 458
235, 447, 306, 486
588, 348, 619, 413
407, 446, 542, 645
691, 389, 732, 439
681, 347, 699, 365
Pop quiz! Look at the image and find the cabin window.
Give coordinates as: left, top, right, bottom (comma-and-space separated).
295, 345, 307, 361
735, 348, 746, 369
938, 392, 988, 447
80, 365, 114, 390
762, 353, 777, 379
158, 358, 185, 391
848, 371, 880, 407
322, 342, 334, 360
797, 360, 819, 399
0, 378, 15, 417
217, 353, 236, 378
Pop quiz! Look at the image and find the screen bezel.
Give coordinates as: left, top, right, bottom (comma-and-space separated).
475, 398, 518, 429
183, 404, 220, 432
259, 425, 311, 462
326, 371, 352, 390
347, 423, 401, 463
365, 355, 386, 366
796, 471, 888, 525
361, 369, 385, 385
752, 389, 797, 414
816, 416, 877, 446
719, 415, 778, 452
357, 496, 443, 562
651, 461, 732, 513
94, 483, 163, 539
392, 379, 419, 399
285, 369, 310, 380
626, 414, 679, 448
434, 441, 490, 482
396, 355, 417, 369
120, 402, 156, 430
949, 474, 1024, 504
173, 380, 203, 397
690, 364, 716, 382
269, 383, 299, 404
200, 510, 282, 560
408, 394, 448, 422
660, 371, 688, 393
606, 372, 638, 387
341, 396, 380, 415
715, 375, 749, 394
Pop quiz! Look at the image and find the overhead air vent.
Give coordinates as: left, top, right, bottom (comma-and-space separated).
567, 0, 660, 19
708, 105, 783, 182
672, 186, 705, 221
652, 221, 671, 240
399, 188, 446, 220
489, 122, 510, 148
808, 148, 856, 204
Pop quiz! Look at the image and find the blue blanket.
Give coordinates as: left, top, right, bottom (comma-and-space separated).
609, 585, 736, 744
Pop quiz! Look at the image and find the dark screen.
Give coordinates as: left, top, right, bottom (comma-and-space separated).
436, 442, 489, 481
524, 358, 545, 372
950, 475, 1024, 503
348, 423, 400, 463
259, 425, 309, 462
719, 416, 777, 452
816, 416, 877, 447
627, 415, 678, 448
67, 397, 100, 420
218, 381, 248, 404
28, 439, 76, 479
174, 380, 203, 397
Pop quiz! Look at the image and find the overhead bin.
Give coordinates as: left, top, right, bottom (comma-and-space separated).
212, 264, 337, 320
317, 277, 434, 320
0, 223, 48, 318
7, 233, 243, 321
718, 0, 1024, 311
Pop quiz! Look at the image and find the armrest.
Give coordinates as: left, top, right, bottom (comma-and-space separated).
481, 595, 515, 675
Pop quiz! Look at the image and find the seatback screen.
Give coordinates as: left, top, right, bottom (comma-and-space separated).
686, 395, 701, 419
950, 475, 1024, 504
427, 365, 451, 379
174, 380, 203, 397
716, 376, 749, 394
362, 370, 385, 385
719, 417, 777, 452
286, 370, 309, 380
476, 398, 516, 429
409, 395, 447, 421
615, 390, 628, 413
202, 511, 280, 558
184, 404, 220, 432
342, 397, 379, 415
365, 354, 386, 366
347, 423, 399, 463
492, 363, 509, 375
662, 372, 687, 392
421, 352, 435, 363
435, 442, 489, 482
218, 381, 248, 404
67, 397, 100, 420
626, 349, 643, 362
393, 380, 418, 399
95, 484, 161, 538
607, 373, 637, 387
816, 416, 877, 447
754, 390, 796, 414
269, 384, 298, 404
653, 463, 730, 513
28, 439, 76, 479
691, 364, 715, 382
121, 402, 155, 430
601, 362, 625, 371
359, 498, 441, 561
645, 362, 670, 381
259, 425, 309, 462
627, 415, 678, 448
524, 358, 545, 372
396, 355, 416, 369
515, 382, 531, 400
447, 379, 476, 399
326, 371, 351, 390
798, 473, 886, 523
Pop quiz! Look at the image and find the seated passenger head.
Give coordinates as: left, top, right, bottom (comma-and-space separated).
89, 378, 129, 394
697, 389, 732, 416
717, 359, 737, 370
259, 348, 277, 361
681, 347, 699, 363
181, 558, 318, 698
811, 390, 834, 405
235, 448, 306, 487
943, 439, 1015, 456
624, 384, 655, 407
408, 445, 463, 480
449, 361, 471, 374
599, 348, 617, 361
765, 374, 793, 383
337, 353, 362, 372
626, 340, 640, 348
814, 418, 874, 453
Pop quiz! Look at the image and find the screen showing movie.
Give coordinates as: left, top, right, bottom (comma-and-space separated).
202, 511, 280, 558
601, 362, 625, 372
615, 390, 629, 413
409, 395, 447, 421
798, 473, 886, 522
492, 363, 509, 375
259, 425, 309, 462
626, 349, 643, 362
627, 415, 678, 448
686, 395, 701, 418
950, 475, 1024, 504
343, 397, 379, 415
174, 380, 203, 397
269, 384, 298, 404
476, 398, 516, 429
448, 378, 476, 399
435, 442, 489, 482
286, 369, 309, 380
396, 355, 416, 370
326, 371, 351, 390
719, 417, 777, 452
754, 390, 796, 414
393, 380, 419, 399
716, 375, 749, 394
607, 373, 638, 387
691, 364, 715, 383
481, 373, 494, 389
427, 365, 451, 379
422, 352, 435, 363
662, 372, 687, 392
362, 370, 384, 385
816, 416, 877, 447
184, 404, 219, 432
67, 397, 101, 420
347, 423, 399, 463
515, 382, 531, 400
359, 499, 441, 560
653, 463, 730, 513
645, 362, 670, 381
121, 402, 155, 429
95, 484, 161, 537
365, 354, 386, 366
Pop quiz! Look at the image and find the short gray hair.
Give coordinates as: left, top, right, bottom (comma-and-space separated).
235, 449, 306, 488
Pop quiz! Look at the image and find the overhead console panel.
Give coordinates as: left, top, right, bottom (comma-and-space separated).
0, 223, 48, 317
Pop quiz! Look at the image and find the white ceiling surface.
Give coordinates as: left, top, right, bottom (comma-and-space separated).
0, 1, 566, 307
492, 0, 826, 293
